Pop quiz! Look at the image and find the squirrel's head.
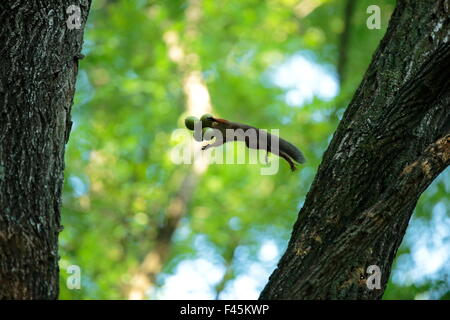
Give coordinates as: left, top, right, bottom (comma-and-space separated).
200, 113, 215, 128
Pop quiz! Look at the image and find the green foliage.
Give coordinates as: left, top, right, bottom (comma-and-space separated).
60, 0, 449, 299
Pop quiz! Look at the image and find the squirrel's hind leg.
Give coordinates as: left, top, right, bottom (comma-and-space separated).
279, 151, 297, 171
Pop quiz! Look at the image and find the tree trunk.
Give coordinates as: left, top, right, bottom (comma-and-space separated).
0, 1, 91, 299
260, 0, 449, 300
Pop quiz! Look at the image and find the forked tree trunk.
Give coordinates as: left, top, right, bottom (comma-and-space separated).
0, 1, 91, 299
261, 0, 450, 299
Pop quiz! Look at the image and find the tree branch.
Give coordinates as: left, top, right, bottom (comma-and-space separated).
337, 0, 356, 86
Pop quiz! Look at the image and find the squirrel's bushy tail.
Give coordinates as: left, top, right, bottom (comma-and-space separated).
278, 137, 306, 164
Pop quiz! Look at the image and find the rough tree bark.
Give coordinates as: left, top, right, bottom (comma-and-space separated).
0, 1, 91, 299
261, 0, 449, 299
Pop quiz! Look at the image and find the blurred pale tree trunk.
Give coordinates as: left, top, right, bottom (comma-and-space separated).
261, 0, 449, 299
0, 1, 91, 299
126, 0, 215, 300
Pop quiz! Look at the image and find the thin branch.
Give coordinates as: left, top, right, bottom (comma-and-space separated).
337, 0, 356, 86
214, 240, 239, 300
